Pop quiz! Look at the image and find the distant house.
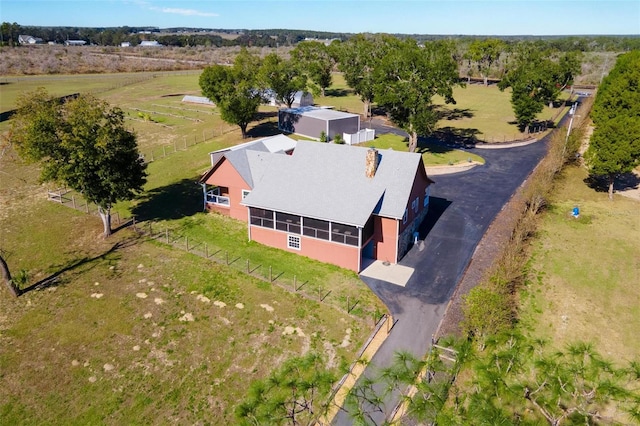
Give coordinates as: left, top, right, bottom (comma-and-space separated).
18, 35, 44, 45
120, 42, 131, 47
140, 40, 162, 47
279, 106, 360, 141
263, 90, 314, 108
199, 137, 433, 271
65, 40, 86, 46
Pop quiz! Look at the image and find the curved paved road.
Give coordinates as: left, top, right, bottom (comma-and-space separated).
333, 114, 574, 423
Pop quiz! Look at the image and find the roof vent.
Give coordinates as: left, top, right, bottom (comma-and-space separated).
365, 148, 379, 178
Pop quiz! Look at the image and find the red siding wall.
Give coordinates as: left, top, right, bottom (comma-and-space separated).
374, 216, 399, 263
399, 163, 431, 235
204, 158, 251, 221
250, 226, 361, 271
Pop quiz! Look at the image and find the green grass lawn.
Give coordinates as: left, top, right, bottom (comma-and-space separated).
0, 223, 369, 424
0, 71, 386, 424
519, 165, 640, 363
362, 133, 485, 166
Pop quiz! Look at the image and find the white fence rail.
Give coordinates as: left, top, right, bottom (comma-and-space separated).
344, 128, 375, 145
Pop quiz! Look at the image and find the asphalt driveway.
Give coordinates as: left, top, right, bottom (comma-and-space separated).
333, 129, 553, 424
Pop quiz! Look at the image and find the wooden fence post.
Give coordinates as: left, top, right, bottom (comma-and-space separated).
174, 141, 177, 152
226, 251, 229, 265
165, 228, 169, 243
116, 211, 120, 224
150, 151, 154, 162
269, 266, 272, 282
132, 216, 136, 231
72, 196, 76, 209
162, 146, 166, 157
85, 202, 89, 213
204, 243, 208, 258
246, 259, 250, 273
186, 236, 189, 251
294, 275, 297, 291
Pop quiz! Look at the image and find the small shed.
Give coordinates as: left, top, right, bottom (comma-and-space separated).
278, 107, 360, 141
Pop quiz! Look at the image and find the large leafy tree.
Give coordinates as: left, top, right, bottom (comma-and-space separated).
200, 48, 263, 138
373, 38, 461, 153
291, 40, 334, 97
499, 45, 580, 134
10, 89, 147, 237
334, 34, 392, 118
465, 38, 505, 86
257, 53, 307, 108
585, 50, 640, 199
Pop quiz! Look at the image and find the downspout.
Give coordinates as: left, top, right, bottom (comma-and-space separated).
246, 207, 251, 242
357, 226, 362, 272
395, 219, 400, 264
200, 183, 207, 212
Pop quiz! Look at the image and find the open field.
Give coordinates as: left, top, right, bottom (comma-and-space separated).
0, 221, 369, 424
0, 146, 382, 424
520, 165, 640, 363
0, 71, 388, 423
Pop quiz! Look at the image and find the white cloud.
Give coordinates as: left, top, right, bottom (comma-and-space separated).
127, 1, 219, 18
152, 7, 219, 17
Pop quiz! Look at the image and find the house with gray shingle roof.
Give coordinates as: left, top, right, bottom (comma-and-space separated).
199, 135, 433, 271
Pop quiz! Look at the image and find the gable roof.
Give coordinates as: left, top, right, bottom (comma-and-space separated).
242, 141, 426, 227
200, 134, 297, 186
281, 106, 359, 121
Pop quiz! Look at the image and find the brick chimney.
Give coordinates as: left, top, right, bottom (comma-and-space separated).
365, 148, 379, 178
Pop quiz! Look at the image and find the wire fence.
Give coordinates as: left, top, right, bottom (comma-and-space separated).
45, 189, 373, 320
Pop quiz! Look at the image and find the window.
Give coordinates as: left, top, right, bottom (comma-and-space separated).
302, 217, 330, 240
287, 235, 301, 250
242, 189, 251, 200
424, 186, 431, 207
412, 197, 419, 213
331, 222, 359, 246
402, 208, 408, 224
276, 212, 301, 234
249, 207, 274, 229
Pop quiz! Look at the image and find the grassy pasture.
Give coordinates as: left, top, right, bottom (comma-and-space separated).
520, 165, 640, 363
0, 72, 386, 423
0, 224, 367, 424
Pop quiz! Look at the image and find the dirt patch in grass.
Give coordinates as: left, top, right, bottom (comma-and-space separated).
0, 232, 372, 424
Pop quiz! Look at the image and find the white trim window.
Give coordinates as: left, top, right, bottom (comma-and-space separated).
287, 235, 301, 250
242, 189, 251, 200
424, 186, 431, 207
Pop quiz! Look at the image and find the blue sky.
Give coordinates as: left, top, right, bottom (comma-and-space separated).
2, 0, 639, 35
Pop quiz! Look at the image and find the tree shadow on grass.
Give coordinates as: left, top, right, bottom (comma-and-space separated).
19, 237, 140, 295
324, 88, 352, 97
132, 177, 203, 222
584, 172, 640, 193
246, 121, 280, 138
419, 127, 482, 150
437, 106, 475, 121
